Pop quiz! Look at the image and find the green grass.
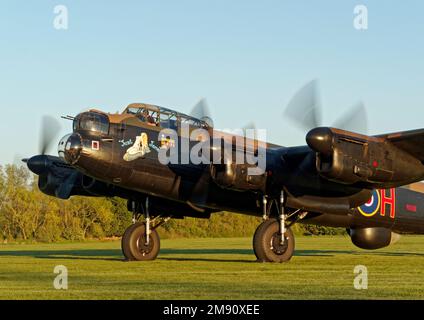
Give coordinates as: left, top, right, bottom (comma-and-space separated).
1, 235, 424, 300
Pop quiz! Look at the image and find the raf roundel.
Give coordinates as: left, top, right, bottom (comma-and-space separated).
358, 190, 381, 217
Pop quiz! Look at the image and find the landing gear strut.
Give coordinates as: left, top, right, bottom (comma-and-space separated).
278, 190, 286, 245
253, 191, 295, 263
121, 197, 169, 261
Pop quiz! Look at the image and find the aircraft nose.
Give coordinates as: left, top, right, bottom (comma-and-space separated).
62, 133, 83, 165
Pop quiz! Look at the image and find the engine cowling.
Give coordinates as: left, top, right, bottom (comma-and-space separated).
348, 227, 400, 250
306, 127, 424, 187
38, 172, 64, 198
210, 163, 267, 192
27, 155, 79, 199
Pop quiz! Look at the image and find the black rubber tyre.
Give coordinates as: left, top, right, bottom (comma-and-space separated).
121, 222, 160, 261
252, 219, 266, 260
253, 218, 295, 263
121, 223, 138, 261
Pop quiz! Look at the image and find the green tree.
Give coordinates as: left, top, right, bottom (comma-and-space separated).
67, 197, 114, 239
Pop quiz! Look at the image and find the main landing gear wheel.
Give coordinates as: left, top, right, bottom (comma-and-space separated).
253, 218, 295, 263
122, 222, 160, 261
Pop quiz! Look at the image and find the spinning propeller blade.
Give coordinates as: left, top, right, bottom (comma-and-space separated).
284, 79, 322, 132
39, 116, 62, 155
284, 79, 368, 134
190, 98, 214, 128
333, 101, 368, 134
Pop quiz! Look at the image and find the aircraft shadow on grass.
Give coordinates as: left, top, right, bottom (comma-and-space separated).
0, 248, 423, 263
0, 249, 123, 262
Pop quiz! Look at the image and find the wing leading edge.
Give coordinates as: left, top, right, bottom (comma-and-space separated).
377, 128, 424, 163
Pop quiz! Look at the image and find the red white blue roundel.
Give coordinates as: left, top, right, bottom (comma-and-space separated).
358, 190, 381, 217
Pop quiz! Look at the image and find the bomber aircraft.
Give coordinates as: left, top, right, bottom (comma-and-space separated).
24, 81, 424, 262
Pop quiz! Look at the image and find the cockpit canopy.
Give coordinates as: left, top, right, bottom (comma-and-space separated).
123, 103, 211, 129
73, 111, 110, 135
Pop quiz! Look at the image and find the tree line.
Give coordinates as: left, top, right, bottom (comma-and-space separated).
0, 165, 343, 243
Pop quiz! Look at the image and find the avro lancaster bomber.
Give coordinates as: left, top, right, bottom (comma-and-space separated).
25, 82, 424, 262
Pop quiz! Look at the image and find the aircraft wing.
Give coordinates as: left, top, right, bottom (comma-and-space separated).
377, 128, 424, 163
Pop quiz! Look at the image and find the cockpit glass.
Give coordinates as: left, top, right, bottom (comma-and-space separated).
123, 105, 209, 129
126, 107, 140, 115
75, 112, 109, 135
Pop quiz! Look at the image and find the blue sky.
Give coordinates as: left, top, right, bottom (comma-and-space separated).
0, 1, 423, 164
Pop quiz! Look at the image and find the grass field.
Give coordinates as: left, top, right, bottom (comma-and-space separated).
1, 235, 424, 300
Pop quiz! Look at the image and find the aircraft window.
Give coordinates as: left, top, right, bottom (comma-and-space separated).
159, 113, 178, 130
169, 115, 178, 130
126, 107, 140, 115
181, 118, 202, 127
78, 113, 109, 134
137, 108, 158, 126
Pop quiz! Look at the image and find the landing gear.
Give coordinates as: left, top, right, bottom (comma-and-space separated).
122, 222, 161, 261
121, 197, 169, 261
253, 219, 295, 263
253, 191, 295, 263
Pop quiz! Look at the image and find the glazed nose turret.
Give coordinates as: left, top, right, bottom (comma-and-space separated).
59, 133, 83, 165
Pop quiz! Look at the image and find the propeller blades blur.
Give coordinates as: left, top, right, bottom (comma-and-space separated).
242, 121, 256, 131
333, 101, 368, 134
284, 79, 368, 134
190, 98, 214, 128
284, 79, 321, 132
39, 116, 61, 155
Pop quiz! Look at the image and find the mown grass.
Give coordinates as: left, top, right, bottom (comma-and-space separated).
0, 235, 424, 300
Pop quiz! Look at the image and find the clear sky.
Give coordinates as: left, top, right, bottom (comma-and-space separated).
0, 1, 423, 164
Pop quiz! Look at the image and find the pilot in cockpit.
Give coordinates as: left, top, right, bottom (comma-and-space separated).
140, 109, 156, 126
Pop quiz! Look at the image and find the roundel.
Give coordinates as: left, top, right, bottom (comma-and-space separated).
358, 190, 381, 217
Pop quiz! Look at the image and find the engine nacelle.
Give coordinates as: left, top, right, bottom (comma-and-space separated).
306, 127, 424, 186
38, 173, 63, 198
349, 227, 400, 250
210, 163, 266, 192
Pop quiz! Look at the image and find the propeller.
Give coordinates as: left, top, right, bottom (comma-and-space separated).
284, 80, 322, 132
185, 98, 214, 207
22, 115, 62, 175
284, 79, 368, 134
187, 99, 261, 206
189, 98, 214, 128
15, 116, 61, 167
39, 115, 62, 155
332, 101, 367, 134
